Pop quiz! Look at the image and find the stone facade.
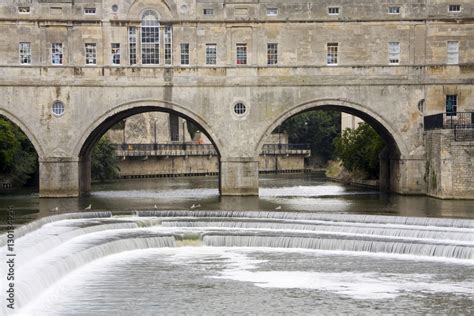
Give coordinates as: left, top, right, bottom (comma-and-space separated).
425, 130, 474, 199
0, 0, 473, 197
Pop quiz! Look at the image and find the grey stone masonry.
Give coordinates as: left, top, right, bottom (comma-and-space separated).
0, 0, 473, 198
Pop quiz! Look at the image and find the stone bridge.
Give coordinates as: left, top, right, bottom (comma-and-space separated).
0, 0, 473, 198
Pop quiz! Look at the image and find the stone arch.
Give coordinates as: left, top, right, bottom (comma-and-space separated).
75, 99, 223, 159
127, 0, 177, 20
75, 99, 224, 195
255, 98, 409, 159
0, 108, 44, 158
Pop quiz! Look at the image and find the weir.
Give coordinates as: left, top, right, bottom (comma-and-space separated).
2, 210, 473, 312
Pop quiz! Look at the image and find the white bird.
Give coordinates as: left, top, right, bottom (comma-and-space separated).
190, 204, 201, 209
84, 204, 92, 210
50, 206, 59, 212
275, 205, 282, 210
154, 204, 158, 209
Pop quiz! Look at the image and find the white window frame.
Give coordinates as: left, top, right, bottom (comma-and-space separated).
203, 8, 214, 16
18, 6, 30, 14
236, 43, 247, 65
448, 4, 461, 13
447, 41, 459, 65
84, 8, 96, 15
111, 43, 120, 65
267, 43, 278, 65
327, 43, 338, 65
328, 7, 340, 15
19, 42, 31, 64
85, 43, 97, 65
164, 25, 172, 65
128, 27, 137, 65
388, 42, 400, 65
141, 10, 160, 65
206, 44, 217, 65
180, 43, 190, 65
266, 7, 278, 16
51, 43, 63, 65
388, 6, 400, 14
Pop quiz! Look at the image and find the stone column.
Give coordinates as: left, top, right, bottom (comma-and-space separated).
220, 158, 259, 196
79, 156, 92, 196
389, 156, 426, 195
378, 147, 390, 192
39, 158, 80, 197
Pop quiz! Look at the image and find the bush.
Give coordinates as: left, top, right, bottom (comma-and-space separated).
91, 137, 119, 181
334, 123, 385, 179
0, 117, 38, 186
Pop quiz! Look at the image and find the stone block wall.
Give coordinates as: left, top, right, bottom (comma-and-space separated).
425, 130, 474, 199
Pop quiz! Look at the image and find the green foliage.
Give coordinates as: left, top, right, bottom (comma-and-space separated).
0, 116, 38, 186
91, 137, 119, 181
334, 123, 385, 179
280, 111, 341, 161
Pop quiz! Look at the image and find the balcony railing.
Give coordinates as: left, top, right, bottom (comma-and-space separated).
424, 112, 474, 141
114, 143, 311, 157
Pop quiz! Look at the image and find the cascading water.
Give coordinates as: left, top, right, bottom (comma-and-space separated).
2, 211, 473, 314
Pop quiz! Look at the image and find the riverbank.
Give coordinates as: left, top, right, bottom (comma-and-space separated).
325, 160, 379, 189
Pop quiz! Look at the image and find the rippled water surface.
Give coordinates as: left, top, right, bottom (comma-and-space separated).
1, 173, 473, 224
1, 173, 473, 315
19, 247, 474, 315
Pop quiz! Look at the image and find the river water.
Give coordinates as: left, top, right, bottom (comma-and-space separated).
0, 173, 473, 315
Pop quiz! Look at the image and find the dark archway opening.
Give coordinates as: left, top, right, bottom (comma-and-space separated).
0, 115, 39, 190
78, 107, 222, 196
258, 105, 402, 193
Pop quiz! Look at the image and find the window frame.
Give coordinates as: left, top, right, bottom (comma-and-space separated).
328, 7, 340, 15
85, 43, 97, 65
205, 43, 217, 65
236, 43, 247, 65
388, 41, 401, 65
446, 95, 458, 116
266, 7, 278, 16
19, 42, 31, 65
388, 6, 400, 14
203, 8, 214, 16
84, 7, 96, 15
326, 43, 338, 66
128, 27, 137, 65
447, 41, 459, 65
164, 25, 172, 65
448, 4, 461, 13
51, 43, 63, 65
18, 6, 31, 14
111, 43, 120, 65
141, 10, 160, 65
180, 43, 190, 65
267, 43, 278, 65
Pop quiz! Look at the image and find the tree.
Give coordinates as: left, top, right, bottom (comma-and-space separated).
91, 137, 120, 181
280, 111, 341, 161
0, 116, 38, 186
334, 123, 385, 179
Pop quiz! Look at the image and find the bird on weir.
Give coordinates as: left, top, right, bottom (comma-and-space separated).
190, 204, 201, 209
84, 204, 92, 210
275, 205, 282, 210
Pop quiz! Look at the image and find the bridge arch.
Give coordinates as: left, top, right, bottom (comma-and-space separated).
74, 99, 224, 195
0, 108, 44, 158
75, 99, 223, 159
255, 98, 409, 159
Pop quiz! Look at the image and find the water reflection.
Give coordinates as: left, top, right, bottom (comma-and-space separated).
0, 173, 473, 226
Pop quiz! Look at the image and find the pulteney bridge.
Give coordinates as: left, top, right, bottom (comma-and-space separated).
0, 0, 473, 198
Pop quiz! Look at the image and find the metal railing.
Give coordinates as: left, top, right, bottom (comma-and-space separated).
424, 112, 474, 141
261, 144, 311, 155
114, 143, 217, 157
114, 143, 311, 157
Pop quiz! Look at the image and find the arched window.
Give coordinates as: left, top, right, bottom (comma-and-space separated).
141, 10, 160, 64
